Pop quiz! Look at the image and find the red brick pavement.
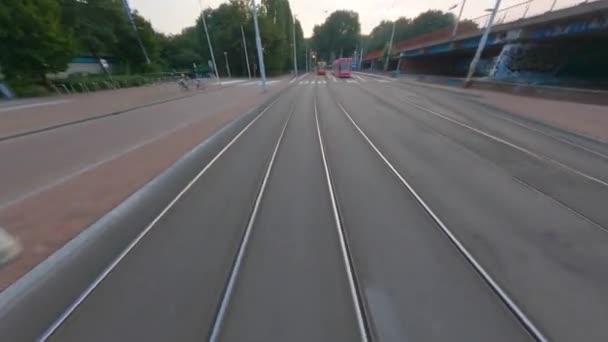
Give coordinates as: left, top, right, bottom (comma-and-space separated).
0, 81, 286, 290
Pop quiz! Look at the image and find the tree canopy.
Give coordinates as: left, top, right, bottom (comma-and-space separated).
364, 10, 459, 53
311, 10, 361, 62
0, 0, 306, 84
0, 0, 73, 82
0, 1, 475, 87
163, 0, 305, 76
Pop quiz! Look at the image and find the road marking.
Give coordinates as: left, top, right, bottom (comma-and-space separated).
330, 75, 338, 82
290, 73, 308, 83
354, 71, 394, 81
376, 79, 391, 83
209, 106, 294, 342
238, 81, 258, 86
352, 75, 366, 82
513, 176, 608, 233
0, 100, 71, 113
299, 80, 308, 85
240, 80, 281, 87
346, 79, 358, 84
401, 99, 608, 187
315, 101, 370, 342
220, 80, 247, 85
337, 101, 548, 342
38, 96, 284, 342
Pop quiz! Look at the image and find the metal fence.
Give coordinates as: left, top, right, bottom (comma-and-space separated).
466, 0, 601, 31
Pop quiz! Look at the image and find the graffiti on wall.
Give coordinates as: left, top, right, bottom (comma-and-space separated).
527, 15, 608, 39
490, 43, 569, 84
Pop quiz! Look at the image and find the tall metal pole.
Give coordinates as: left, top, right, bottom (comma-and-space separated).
252, 0, 267, 91
522, 1, 531, 18
292, 16, 298, 77
384, 21, 396, 71
305, 47, 308, 73
122, 0, 150, 64
224, 51, 231, 78
549, 0, 558, 11
359, 46, 364, 69
464, 0, 502, 86
451, 0, 467, 39
199, 2, 220, 83
241, 25, 252, 79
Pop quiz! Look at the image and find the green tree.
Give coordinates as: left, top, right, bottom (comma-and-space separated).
294, 19, 305, 71
367, 20, 390, 52
366, 10, 457, 53
59, 0, 162, 73
114, 11, 161, 73
160, 27, 206, 71
59, 0, 119, 60
190, 0, 302, 76
0, 0, 73, 82
197, 1, 250, 76
311, 10, 361, 62
408, 10, 455, 37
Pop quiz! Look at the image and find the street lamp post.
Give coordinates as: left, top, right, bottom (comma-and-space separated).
451, 0, 467, 39
292, 16, 298, 77
121, 0, 151, 64
464, 0, 502, 86
383, 20, 396, 71
305, 47, 308, 73
251, 0, 267, 91
359, 46, 364, 70
223, 51, 231, 78
199, 1, 221, 84
241, 25, 252, 79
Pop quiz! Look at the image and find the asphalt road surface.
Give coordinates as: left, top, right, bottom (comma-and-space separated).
16, 73, 608, 341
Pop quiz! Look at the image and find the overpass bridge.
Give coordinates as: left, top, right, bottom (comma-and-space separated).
362, 0, 608, 88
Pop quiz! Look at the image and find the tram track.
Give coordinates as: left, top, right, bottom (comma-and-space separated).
379, 77, 608, 157
348, 81, 608, 231
354, 82, 608, 188
208, 105, 294, 341
349, 80, 608, 237
5, 74, 608, 341
314, 96, 371, 342
35, 94, 284, 342
324, 81, 546, 341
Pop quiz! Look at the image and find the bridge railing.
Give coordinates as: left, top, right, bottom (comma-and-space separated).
371, 0, 604, 60
467, 0, 600, 31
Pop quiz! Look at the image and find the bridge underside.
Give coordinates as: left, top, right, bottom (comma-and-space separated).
394, 32, 608, 89
362, 2, 608, 90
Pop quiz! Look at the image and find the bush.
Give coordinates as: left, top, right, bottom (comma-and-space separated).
51, 73, 159, 94
8, 78, 52, 97
14, 84, 51, 97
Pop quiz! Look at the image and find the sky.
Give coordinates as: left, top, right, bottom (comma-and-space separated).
130, 0, 583, 37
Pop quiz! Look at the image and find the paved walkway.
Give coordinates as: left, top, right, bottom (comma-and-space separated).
397, 78, 608, 142
0, 80, 258, 139
0, 79, 288, 290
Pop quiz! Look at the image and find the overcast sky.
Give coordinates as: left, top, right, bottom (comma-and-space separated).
130, 0, 581, 37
